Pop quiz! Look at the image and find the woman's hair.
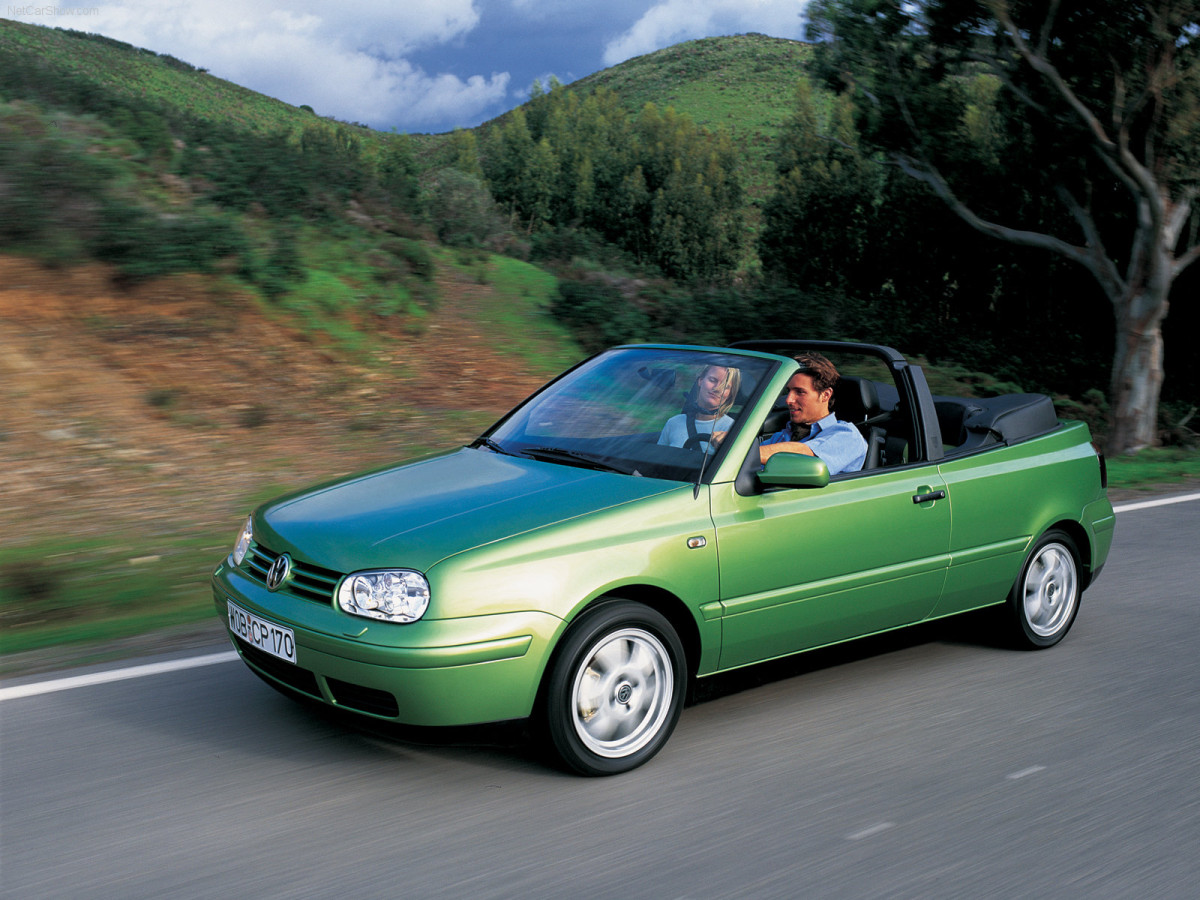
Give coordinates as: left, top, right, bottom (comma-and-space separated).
684, 365, 741, 418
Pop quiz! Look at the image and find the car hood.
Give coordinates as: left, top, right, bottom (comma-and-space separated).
258, 447, 684, 573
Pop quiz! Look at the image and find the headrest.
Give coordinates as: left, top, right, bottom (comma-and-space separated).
833, 376, 879, 423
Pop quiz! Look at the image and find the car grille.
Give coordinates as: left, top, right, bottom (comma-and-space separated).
245, 543, 342, 604
229, 545, 402, 720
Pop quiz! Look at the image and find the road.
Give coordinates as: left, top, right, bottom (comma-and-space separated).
3, 495, 1199, 899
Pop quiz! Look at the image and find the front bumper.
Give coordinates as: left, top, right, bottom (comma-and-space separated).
212, 562, 561, 726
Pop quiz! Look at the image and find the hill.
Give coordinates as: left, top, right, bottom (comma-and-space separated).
0, 249, 579, 659
0, 21, 810, 181
570, 35, 811, 204
0, 21, 811, 279
0, 19, 377, 139
0, 25, 599, 657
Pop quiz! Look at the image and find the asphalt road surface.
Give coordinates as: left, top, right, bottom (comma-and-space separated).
3, 494, 1198, 899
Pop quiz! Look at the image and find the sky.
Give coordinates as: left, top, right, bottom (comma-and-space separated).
7, 1, 812, 134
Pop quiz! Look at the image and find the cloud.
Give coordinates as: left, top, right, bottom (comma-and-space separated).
602, 0, 809, 66
88, 0, 483, 57
6, 1, 812, 132
14, 0, 507, 131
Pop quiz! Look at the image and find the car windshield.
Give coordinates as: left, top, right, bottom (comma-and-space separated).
483, 347, 777, 482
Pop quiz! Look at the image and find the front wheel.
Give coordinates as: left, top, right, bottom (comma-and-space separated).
1007, 530, 1082, 649
542, 601, 685, 776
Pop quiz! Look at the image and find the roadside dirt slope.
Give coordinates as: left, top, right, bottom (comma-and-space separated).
0, 255, 551, 544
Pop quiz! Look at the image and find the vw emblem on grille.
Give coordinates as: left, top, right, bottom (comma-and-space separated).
265, 554, 291, 591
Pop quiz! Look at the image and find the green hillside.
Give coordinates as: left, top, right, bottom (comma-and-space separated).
0, 20, 815, 304
570, 35, 812, 202
0, 19, 365, 138
0, 21, 811, 220
0, 21, 810, 176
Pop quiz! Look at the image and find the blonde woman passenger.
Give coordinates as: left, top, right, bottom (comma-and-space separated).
657, 365, 741, 453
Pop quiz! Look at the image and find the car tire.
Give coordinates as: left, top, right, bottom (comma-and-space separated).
542, 600, 685, 776
1007, 529, 1082, 649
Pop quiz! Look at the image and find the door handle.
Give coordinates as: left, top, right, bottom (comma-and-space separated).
912, 489, 946, 504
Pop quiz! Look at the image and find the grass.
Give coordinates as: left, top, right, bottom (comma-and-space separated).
261, 240, 577, 373
465, 255, 580, 378
0, 446, 475, 661
1105, 447, 1200, 491
0, 243, 582, 661
0, 533, 223, 656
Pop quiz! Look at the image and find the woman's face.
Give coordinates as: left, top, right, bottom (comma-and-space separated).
695, 367, 732, 414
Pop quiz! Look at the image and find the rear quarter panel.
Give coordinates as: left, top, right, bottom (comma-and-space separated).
931, 421, 1113, 618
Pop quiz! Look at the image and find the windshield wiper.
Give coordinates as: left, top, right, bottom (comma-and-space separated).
470, 437, 513, 456
521, 446, 634, 475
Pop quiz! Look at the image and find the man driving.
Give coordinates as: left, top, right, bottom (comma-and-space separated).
759, 352, 866, 476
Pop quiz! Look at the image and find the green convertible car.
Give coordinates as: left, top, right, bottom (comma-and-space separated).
213, 340, 1116, 775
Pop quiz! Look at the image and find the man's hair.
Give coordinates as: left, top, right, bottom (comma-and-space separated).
794, 352, 839, 409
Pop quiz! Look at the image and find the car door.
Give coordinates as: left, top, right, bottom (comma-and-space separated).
710, 464, 951, 670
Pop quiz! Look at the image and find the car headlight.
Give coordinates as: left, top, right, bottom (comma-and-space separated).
337, 570, 430, 623
231, 515, 253, 566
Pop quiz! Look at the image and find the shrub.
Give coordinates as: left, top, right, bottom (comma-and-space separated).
1, 559, 63, 605
422, 169, 509, 249
89, 201, 247, 282
384, 237, 435, 281
551, 279, 650, 353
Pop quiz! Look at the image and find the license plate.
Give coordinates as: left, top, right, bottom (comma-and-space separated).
227, 600, 297, 664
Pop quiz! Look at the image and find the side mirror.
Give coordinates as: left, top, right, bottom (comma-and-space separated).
758, 452, 830, 489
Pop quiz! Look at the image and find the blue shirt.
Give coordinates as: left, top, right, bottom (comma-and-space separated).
762, 413, 867, 475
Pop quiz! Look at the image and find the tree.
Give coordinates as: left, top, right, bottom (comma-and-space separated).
483, 87, 744, 282
424, 169, 506, 248
448, 128, 482, 178
808, 0, 1200, 454
485, 107, 534, 218
760, 81, 880, 293
522, 137, 561, 231
378, 133, 421, 213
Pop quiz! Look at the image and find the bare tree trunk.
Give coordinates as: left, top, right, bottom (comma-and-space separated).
1108, 300, 1167, 456
1105, 192, 1187, 456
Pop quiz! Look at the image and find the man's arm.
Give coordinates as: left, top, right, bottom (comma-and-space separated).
759, 440, 816, 464
757, 420, 867, 473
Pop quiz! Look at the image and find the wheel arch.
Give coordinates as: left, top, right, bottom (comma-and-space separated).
590, 585, 703, 681
1041, 518, 1094, 588
537, 586, 703, 708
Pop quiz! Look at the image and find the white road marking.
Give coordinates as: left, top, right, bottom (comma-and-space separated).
1113, 491, 1200, 513
0, 651, 239, 702
1006, 765, 1047, 780
846, 822, 896, 841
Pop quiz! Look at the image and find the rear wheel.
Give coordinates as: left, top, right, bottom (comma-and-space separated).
1007, 530, 1081, 649
542, 601, 685, 776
